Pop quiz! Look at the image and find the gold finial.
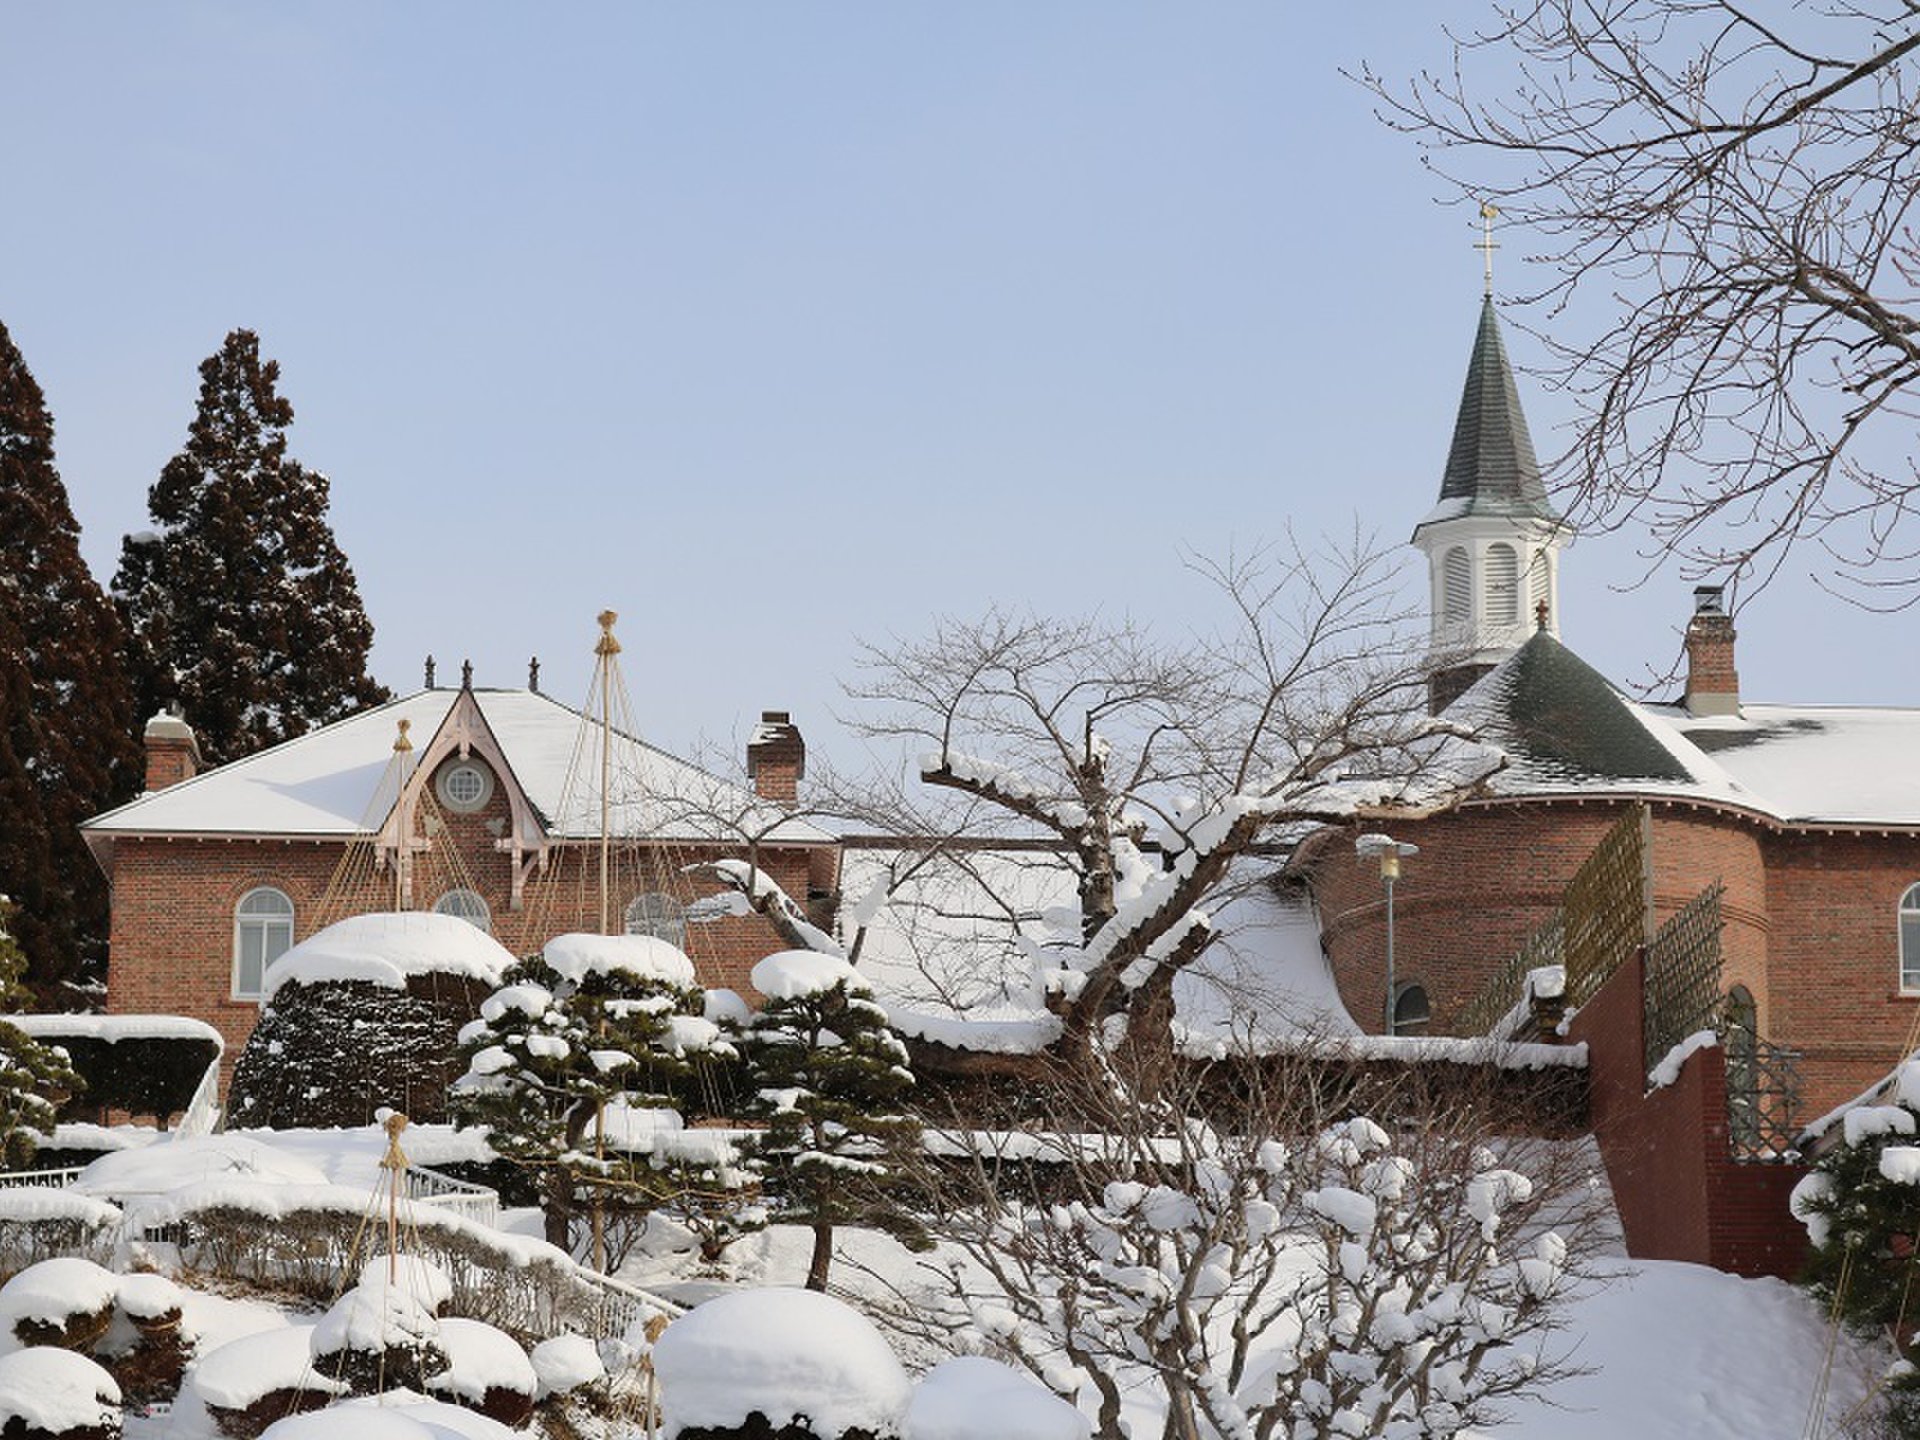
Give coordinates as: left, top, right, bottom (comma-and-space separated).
1478, 202, 1500, 297
393, 718, 413, 753
595, 609, 622, 657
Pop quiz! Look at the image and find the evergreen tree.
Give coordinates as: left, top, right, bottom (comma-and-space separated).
0, 321, 140, 992
0, 897, 82, 1167
115, 329, 387, 767
451, 934, 731, 1263
741, 951, 927, 1292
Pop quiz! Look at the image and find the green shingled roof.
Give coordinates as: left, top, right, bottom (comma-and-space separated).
1433, 297, 1560, 523
1460, 630, 1697, 786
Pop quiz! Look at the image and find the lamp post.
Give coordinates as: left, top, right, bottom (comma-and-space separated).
1356, 833, 1419, 1036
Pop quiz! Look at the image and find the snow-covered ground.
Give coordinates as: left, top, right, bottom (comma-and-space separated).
4, 1123, 1890, 1438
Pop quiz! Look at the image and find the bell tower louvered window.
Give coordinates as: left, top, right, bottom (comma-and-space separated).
1442, 547, 1471, 623
1486, 543, 1520, 625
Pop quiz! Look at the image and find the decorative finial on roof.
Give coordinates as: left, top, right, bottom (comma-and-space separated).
461, 658, 473, 690
394, 717, 413, 753
1477, 202, 1500, 298
529, 656, 541, 693
424, 655, 436, 690
596, 610, 622, 658
1535, 598, 1550, 632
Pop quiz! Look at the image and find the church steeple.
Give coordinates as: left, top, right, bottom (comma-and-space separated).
1413, 296, 1570, 713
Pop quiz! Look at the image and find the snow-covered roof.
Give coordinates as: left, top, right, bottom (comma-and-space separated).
841, 845, 1357, 1056
1443, 632, 1920, 827
82, 687, 836, 846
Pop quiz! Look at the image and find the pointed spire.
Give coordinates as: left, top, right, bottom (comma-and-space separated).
1430, 297, 1559, 524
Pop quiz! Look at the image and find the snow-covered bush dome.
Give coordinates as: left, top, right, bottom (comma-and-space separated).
906, 1357, 1090, 1440
191, 1325, 346, 1412
232, 912, 517, 1129
528, 1334, 603, 1399
545, 932, 696, 989
260, 1397, 521, 1440
652, 1288, 911, 1439
751, 949, 869, 1001
261, 912, 516, 1001
0, 1346, 121, 1437
0, 1256, 121, 1352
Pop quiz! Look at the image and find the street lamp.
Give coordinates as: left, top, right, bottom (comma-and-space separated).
1355, 832, 1419, 1036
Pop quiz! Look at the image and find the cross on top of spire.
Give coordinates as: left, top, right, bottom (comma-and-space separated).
1477, 202, 1499, 297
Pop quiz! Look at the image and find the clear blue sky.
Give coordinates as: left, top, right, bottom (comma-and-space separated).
6, 5, 1906, 769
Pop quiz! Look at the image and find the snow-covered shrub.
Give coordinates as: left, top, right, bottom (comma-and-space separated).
0, 1346, 121, 1440
0, 1188, 120, 1276
0, 1257, 118, 1353
191, 1325, 345, 1440
98, 1271, 194, 1406
905, 1357, 1089, 1440
309, 1276, 449, 1396
451, 933, 729, 1256
528, 1333, 604, 1400
741, 951, 926, 1291
13, 1017, 220, 1127
426, 1317, 537, 1427
229, 913, 513, 1129
258, 1396, 521, 1440
925, 1051, 1594, 1440
1796, 1062, 1920, 1435
652, 1287, 911, 1440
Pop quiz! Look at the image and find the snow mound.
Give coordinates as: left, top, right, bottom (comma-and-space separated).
908, 1356, 1090, 1440
262, 1396, 518, 1440
704, 988, 751, 1027
752, 949, 870, 1000
653, 1287, 910, 1438
358, 1254, 455, 1312
0, 1186, 121, 1227
263, 911, 517, 1000
529, 1334, 604, 1397
192, 1324, 345, 1408
545, 932, 696, 988
75, 1133, 331, 1197
0, 1256, 119, 1335
118, 1271, 186, 1321
314, 1281, 441, 1357
431, 1317, 536, 1402
0, 1346, 121, 1431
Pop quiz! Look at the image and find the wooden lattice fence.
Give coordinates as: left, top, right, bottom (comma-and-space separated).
1642, 883, 1726, 1070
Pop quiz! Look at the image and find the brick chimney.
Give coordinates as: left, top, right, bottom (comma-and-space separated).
1684, 587, 1741, 717
747, 710, 805, 805
143, 709, 202, 791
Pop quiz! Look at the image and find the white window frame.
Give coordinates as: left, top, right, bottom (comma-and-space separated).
435, 888, 493, 932
436, 759, 495, 814
624, 891, 687, 948
1901, 883, 1920, 993
233, 886, 295, 1001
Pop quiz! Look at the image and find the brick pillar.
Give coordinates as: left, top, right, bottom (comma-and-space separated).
747, 711, 805, 805
1684, 587, 1740, 717
143, 711, 201, 791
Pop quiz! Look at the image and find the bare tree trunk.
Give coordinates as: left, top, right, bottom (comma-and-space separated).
805, 1222, 834, 1292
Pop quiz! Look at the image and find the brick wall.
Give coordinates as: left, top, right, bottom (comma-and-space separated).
1566, 947, 1807, 1278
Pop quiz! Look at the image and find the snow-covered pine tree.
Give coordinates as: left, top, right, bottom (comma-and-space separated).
451, 934, 729, 1260
0, 898, 80, 1168
114, 329, 387, 767
741, 950, 928, 1291
0, 322, 139, 992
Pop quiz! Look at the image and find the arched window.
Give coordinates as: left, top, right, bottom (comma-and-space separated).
1902, 885, 1920, 991
1441, 547, 1471, 623
1724, 985, 1760, 1151
234, 887, 294, 1000
1486, 543, 1520, 625
625, 892, 687, 948
1392, 982, 1431, 1036
435, 888, 492, 932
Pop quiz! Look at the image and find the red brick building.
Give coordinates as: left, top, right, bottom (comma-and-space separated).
81, 679, 836, 1068
1306, 297, 1920, 1130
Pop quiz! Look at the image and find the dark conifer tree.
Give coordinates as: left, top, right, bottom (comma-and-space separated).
0, 321, 141, 992
115, 329, 388, 767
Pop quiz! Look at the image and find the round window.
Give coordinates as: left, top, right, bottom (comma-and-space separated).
436, 759, 494, 814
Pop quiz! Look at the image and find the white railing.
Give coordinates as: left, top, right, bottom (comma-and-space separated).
172, 1060, 223, 1139
0, 1166, 84, 1190
404, 1164, 501, 1229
